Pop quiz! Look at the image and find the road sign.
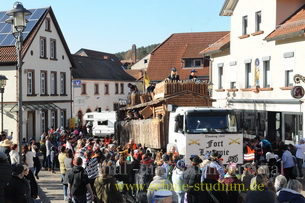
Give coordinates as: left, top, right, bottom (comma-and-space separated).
73, 80, 81, 88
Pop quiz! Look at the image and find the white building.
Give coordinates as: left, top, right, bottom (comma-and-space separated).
72, 49, 136, 126
201, 0, 305, 144
0, 7, 74, 142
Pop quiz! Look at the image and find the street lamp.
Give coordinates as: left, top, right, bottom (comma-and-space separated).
0, 75, 8, 133
208, 81, 214, 96
6, 2, 31, 163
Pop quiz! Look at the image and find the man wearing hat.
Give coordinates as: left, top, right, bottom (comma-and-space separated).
188, 69, 198, 80
167, 67, 180, 81
201, 150, 225, 182
183, 155, 202, 202
294, 138, 305, 179
0, 139, 12, 160
4, 164, 27, 202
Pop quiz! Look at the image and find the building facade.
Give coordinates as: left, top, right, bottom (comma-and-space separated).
201, 0, 305, 144
0, 7, 73, 142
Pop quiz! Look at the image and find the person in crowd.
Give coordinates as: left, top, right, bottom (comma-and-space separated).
246, 174, 276, 203
40, 136, 47, 170
294, 138, 305, 179
23, 164, 38, 201
288, 144, 297, 156
45, 136, 52, 171
274, 174, 287, 193
58, 146, 67, 200
84, 149, 99, 202
126, 138, 137, 150
257, 132, 272, 163
282, 144, 296, 181
183, 155, 202, 202
244, 139, 257, 163
222, 163, 242, 203
277, 179, 305, 203
4, 164, 27, 203
201, 150, 225, 182
103, 135, 112, 145
154, 151, 164, 166
172, 160, 185, 203
63, 149, 73, 202
188, 69, 198, 80
250, 165, 270, 190
68, 157, 94, 202
0, 139, 12, 159
9, 143, 19, 164
0, 151, 12, 202
147, 166, 178, 203
166, 67, 180, 81
50, 146, 57, 174
33, 145, 41, 179
94, 164, 123, 202
22, 144, 36, 174
152, 190, 174, 203
135, 154, 154, 202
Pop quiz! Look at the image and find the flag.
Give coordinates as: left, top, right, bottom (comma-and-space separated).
144, 71, 150, 86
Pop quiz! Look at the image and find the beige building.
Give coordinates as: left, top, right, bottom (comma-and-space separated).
201, 0, 305, 143
0, 7, 73, 142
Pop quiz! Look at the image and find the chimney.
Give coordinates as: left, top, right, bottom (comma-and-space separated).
132, 44, 137, 64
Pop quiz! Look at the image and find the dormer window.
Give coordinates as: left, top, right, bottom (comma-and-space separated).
184, 59, 203, 68
45, 18, 51, 31
255, 11, 262, 32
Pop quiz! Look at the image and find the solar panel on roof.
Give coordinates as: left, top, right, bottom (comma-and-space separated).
0, 8, 47, 46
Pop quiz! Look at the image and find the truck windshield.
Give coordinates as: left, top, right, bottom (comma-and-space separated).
185, 112, 238, 134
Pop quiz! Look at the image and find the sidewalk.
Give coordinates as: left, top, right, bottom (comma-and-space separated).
37, 168, 65, 203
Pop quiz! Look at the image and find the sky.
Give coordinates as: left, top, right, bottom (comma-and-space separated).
0, 0, 230, 54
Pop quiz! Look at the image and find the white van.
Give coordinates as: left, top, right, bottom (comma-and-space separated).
83, 111, 116, 137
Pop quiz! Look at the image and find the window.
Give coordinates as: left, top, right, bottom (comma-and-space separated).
263, 61, 270, 88
60, 73, 66, 95
230, 82, 236, 89
120, 83, 124, 94
105, 84, 109, 94
60, 110, 66, 128
41, 71, 47, 95
144, 59, 148, 64
285, 70, 293, 87
50, 39, 56, 59
81, 84, 87, 94
255, 11, 262, 32
245, 63, 252, 88
115, 83, 119, 94
51, 110, 57, 129
194, 59, 202, 67
27, 71, 34, 95
218, 66, 223, 89
50, 72, 57, 95
94, 84, 99, 94
185, 59, 192, 68
242, 16, 248, 35
40, 37, 47, 58
45, 18, 51, 31
41, 111, 46, 133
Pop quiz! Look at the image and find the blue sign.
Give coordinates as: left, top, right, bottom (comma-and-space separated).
73, 80, 81, 87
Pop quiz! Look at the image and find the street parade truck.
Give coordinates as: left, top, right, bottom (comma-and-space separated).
115, 81, 243, 164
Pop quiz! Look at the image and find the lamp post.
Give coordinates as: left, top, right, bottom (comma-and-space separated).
0, 75, 8, 133
6, 2, 31, 163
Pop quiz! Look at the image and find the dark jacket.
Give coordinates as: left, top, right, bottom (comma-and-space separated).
94, 175, 123, 203
25, 170, 38, 198
198, 179, 229, 203
4, 176, 28, 203
183, 165, 201, 192
167, 74, 180, 81
246, 187, 276, 203
222, 176, 242, 203
0, 160, 12, 202
277, 188, 305, 203
68, 166, 90, 196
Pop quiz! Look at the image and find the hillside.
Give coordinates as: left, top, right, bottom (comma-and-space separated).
115, 44, 159, 60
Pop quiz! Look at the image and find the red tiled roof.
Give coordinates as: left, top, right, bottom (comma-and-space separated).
266, 5, 305, 41
125, 69, 142, 80
200, 32, 230, 55
147, 32, 229, 81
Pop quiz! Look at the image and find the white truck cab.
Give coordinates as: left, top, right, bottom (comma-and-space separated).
167, 107, 243, 165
